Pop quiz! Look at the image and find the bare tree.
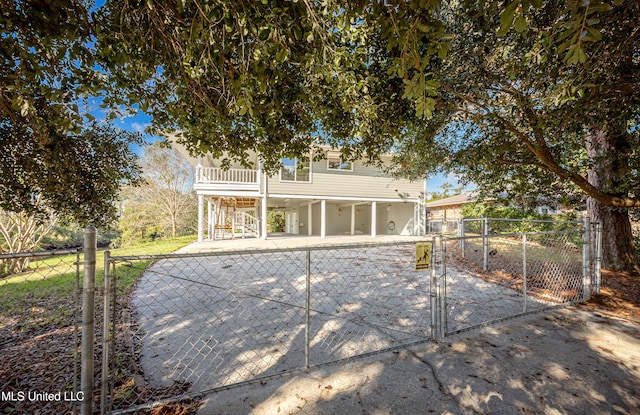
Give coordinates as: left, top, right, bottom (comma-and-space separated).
0, 204, 58, 274
120, 142, 196, 241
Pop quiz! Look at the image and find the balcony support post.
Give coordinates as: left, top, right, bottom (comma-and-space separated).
197, 194, 204, 242
261, 172, 268, 240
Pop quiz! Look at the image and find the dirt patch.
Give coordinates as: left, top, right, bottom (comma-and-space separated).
444, 240, 583, 303
580, 269, 640, 322
0, 290, 202, 415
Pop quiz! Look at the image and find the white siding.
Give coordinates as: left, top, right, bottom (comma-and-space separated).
269, 159, 423, 200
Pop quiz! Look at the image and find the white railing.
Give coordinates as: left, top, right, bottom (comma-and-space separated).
234, 211, 259, 238
197, 167, 259, 184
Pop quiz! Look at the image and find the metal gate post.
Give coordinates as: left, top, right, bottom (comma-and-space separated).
595, 222, 602, 294
81, 227, 97, 415
459, 218, 465, 257
101, 251, 112, 415
73, 249, 82, 415
305, 249, 311, 369
438, 236, 446, 339
430, 237, 439, 340
522, 233, 527, 313
483, 218, 489, 271
582, 217, 591, 300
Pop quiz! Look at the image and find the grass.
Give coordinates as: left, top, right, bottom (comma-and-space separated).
0, 235, 196, 322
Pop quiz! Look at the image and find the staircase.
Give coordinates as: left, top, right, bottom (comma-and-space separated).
213, 209, 259, 239
234, 211, 259, 238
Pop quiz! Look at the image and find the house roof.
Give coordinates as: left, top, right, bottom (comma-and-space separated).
426, 192, 479, 208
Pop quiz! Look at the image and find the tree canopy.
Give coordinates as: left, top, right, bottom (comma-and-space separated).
1, 0, 143, 226
92, 0, 638, 270
94, 0, 638, 199
3, 0, 638, 269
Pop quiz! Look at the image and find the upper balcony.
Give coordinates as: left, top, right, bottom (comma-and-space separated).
195, 167, 260, 192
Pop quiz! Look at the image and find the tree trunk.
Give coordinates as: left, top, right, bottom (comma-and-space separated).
587, 198, 638, 273
171, 216, 177, 238
587, 128, 639, 274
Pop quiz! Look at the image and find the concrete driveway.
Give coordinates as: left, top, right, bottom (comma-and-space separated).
197, 307, 640, 415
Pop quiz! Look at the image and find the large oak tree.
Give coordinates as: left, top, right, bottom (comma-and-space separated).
95, 0, 638, 271
1, 1, 143, 227
4, 1, 638, 270
386, 1, 639, 271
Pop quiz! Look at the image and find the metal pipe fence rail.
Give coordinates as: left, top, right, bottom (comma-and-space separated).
0, 248, 83, 415
101, 241, 436, 414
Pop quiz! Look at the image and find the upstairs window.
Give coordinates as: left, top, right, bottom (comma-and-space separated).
280, 157, 311, 182
327, 154, 353, 171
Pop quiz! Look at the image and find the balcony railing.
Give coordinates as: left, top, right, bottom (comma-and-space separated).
196, 167, 259, 185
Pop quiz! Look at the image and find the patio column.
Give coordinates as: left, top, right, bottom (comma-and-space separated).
261, 172, 268, 240
320, 199, 326, 238
207, 200, 213, 239
350, 204, 356, 235
371, 201, 377, 237
308, 204, 313, 236
197, 194, 204, 242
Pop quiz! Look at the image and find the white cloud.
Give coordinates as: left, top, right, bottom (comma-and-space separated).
131, 122, 148, 133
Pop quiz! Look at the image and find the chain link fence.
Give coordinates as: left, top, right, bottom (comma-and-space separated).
101, 241, 433, 413
441, 217, 600, 336
0, 249, 83, 415
426, 218, 460, 235
0, 222, 601, 414
96, 220, 600, 413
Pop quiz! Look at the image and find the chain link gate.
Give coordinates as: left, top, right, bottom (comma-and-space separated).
100, 241, 435, 414
438, 219, 602, 336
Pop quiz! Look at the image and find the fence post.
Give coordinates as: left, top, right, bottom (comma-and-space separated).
483, 218, 489, 271
582, 217, 591, 299
81, 227, 97, 415
438, 236, 446, 339
459, 218, 465, 257
101, 251, 112, 415
595, 221, 602, 294
430, 236, 440, 340
305, 249, 311, 369
522, 233, 527, 313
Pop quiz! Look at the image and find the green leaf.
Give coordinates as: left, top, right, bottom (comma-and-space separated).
514, 15, 528, 33
497, 0, 519, 37
438, 43, 448, 59
584, 26, 602, 42
11, 96, 23, 111
587, 4, 613, 14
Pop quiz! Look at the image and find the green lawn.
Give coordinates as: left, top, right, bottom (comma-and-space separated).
0, 235, 196, 322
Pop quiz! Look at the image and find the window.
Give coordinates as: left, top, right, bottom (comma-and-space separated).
327, 155, 353, 171
280, 157, 311, 182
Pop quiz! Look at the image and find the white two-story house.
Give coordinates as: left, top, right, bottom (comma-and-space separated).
173, 142, 427, 242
